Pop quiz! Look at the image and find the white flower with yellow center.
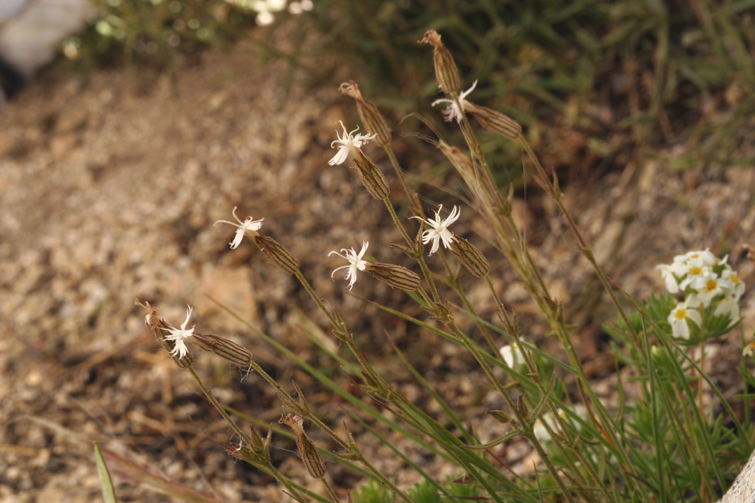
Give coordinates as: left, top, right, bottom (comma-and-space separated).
721, 268, 745, 300
668, 302, 702, 340
215, 207, 264, 249
164, 306, 195, 359
328, 121, 376, 166
714, 294, 740, 320
500, 339, 526, 368
329, 242, 369, 291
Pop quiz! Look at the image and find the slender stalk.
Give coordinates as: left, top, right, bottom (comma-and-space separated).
321, 478, 340, 503
384, 144, 422, 216
186, 366, 309, 502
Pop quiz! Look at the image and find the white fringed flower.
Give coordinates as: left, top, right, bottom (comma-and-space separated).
328, 121, 376, 166
215, 207, 264, 249
431, 80, 477, 122
165, 306, 196, 359
329, 241, 369, 291
668, 302, 702, 340
413, 205, 461, 255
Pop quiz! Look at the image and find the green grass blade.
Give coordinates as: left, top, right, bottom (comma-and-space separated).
94, 442, 118, 503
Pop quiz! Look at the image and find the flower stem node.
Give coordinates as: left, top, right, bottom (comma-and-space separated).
214, 207, 263, 249
279, 414, 326, 479
365, 263, 421, 291
419, 29, 460, 94
254, 234, 300, 274
339, 80, 392, 146
450, 237, 489, 278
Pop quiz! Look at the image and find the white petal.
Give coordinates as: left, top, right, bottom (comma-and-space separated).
230, 227, 245, 249
329, 147, 349, 166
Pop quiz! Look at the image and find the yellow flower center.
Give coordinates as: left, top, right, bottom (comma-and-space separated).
674, 308, 688, 320
689, 267, 703, 275
706, 279, 717, 291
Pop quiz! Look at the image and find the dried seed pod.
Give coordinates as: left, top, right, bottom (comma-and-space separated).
354, 151, 390, 200
279, 414, 326, 479
339, 80, 391, 146
450, 237, 489, 278
254, 234, 300, 274
192, 333, 253, 367
419, 29, 460, 94
365, 263, 421, 291
464, 101, 522, 139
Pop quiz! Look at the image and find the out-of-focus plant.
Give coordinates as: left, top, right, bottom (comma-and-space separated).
61, 0, 312, 70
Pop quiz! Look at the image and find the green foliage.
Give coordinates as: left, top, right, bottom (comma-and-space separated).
64, 0, 257, 69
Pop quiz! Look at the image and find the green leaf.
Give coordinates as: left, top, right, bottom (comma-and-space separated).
94, 442, 118, 503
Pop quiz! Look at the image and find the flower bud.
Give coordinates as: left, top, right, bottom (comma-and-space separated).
464, 101, 522, 139
449, 237, 489, 278
487, 409, 513, 424
365, 263, 421, 291
354, 151, 390, 200
339, 80, 391, 146
192, 333, 253, 367
279, 414, 326, 479
419, 29, 459, 94
254, 234, 299, 274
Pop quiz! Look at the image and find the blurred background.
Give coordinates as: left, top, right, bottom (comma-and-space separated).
0, 1, 754, 501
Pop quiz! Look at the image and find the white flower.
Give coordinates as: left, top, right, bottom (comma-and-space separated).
744, 341, 755, 358
164, 306, 195, 358
500, 339, 526, 368
668, 302, 702, 340
696, 274, 732, 306
432, 80, 477, 123
412, 205, 461, 255
678, 264, 711, 291
721, 268, 745, 300
714, 294, 740, 320
656, 264, 680, 293
214, 207, 264, 249
328, 121, 376, 166
329, 241, 369, 291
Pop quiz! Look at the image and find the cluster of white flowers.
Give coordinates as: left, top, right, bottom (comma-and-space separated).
657, 249, 745, 340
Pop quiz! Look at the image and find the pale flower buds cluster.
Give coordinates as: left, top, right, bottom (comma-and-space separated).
419, 29, 460, 94
191, 333, 253, 367
254, 234, 300, 275
463, 101, 522, 139
657, 249, 745, 340
279, 414, 326, 479
449, 237, 489, 277
339, 80, 391, 146
364, 263, 421, 291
